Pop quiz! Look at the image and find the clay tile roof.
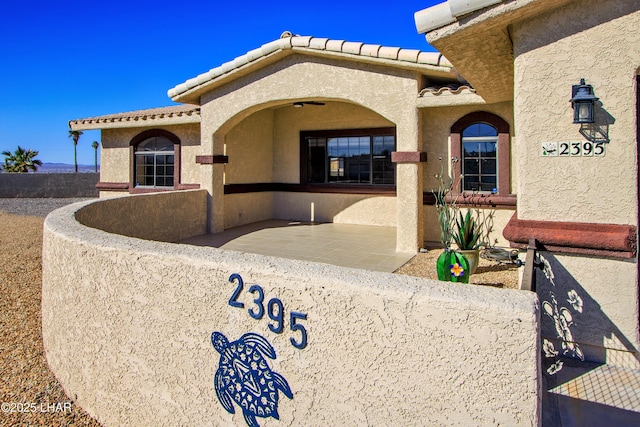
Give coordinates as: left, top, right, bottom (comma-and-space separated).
168, 32, 452, 103
68, 105, 200, 130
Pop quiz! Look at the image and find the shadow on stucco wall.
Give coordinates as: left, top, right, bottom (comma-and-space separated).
536, 251, 638, 374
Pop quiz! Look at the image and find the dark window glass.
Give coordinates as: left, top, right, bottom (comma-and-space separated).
462, 123, 498, 192
134, 137, 175, 188
305, 131, 394, 185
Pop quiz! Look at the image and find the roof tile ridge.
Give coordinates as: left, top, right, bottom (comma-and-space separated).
308, 37, 329, 50
360, 43, 382, 57
291, 35, 313, 47
325, 39, 346, 53
342, 41, 364, 55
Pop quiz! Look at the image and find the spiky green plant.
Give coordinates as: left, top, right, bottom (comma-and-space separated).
453, 209, 481, 250
1, 146, 42, 173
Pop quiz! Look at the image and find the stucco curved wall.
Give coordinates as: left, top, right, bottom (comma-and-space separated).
43, 195, 540, 426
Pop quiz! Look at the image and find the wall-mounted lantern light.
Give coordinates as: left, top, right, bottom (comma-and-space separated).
570, 78, 599, 124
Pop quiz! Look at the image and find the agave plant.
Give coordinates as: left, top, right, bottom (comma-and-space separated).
453, 209, 481, 250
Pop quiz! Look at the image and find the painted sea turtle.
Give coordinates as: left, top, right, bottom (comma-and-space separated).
212, 331, 293, 427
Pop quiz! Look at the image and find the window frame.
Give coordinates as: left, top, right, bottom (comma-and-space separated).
450, 112, 510, 196
129, 129, 181, 193
300, 127, 396, 189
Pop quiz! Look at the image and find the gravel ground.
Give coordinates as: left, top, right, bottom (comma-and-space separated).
0, 199, 101, 427
395, 249, 520, 289
0, 197, 517, 426
0, 198, 94, 218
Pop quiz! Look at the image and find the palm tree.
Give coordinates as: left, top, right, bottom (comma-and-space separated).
1, 146, 43, 173
68, 129, 83, 173
91, 141, 100, 173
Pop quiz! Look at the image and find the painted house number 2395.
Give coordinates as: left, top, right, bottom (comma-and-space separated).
227, 273, 308, 349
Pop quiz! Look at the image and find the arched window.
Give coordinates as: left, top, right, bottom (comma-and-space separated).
135, 137, 174, 187
451, 112, 511, 196
461, 123, 498, 192
130, 130, 180, 190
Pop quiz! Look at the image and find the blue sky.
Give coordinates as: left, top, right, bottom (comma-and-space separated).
0, 1, 439, 165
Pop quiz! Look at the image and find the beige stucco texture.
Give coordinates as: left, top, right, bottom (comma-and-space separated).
100, 123, 201, 188
198, 54, 423, 251
513, 0, 639, 225
43, 195, 540, 426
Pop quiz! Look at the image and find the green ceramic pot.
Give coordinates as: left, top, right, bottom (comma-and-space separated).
436, 250, 470, 283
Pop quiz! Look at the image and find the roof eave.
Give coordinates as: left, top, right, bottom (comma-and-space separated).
169, 37, 456, 105
415, 0, 576, 103
69, 110, 201, 131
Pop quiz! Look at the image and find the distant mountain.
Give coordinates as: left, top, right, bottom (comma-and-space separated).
37, 163, 99, 173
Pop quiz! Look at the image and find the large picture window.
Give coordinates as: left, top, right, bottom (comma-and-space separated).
134, 136, 175, 188
302, 128, 395, 185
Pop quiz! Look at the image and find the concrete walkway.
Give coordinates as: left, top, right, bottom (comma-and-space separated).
180, 220, 414, 272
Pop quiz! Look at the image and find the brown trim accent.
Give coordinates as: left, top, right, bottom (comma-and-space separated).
503, 213, 637, 259
176, 184, 201, 190
423, 192, 516, 208
129, 187, 176, 194
391, 151, 427, 163
451, 111, 511, 197
96, 182, 129, 191
196, 155, 229, 164
224, 183, 396, 196
130, 129, 180, 146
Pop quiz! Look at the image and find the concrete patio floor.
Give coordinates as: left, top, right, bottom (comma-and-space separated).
179, 220, 415, 272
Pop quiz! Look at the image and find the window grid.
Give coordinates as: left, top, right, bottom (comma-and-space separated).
462, 126, 498, 192
134, 137, 175, 188
303, 130, 395, 186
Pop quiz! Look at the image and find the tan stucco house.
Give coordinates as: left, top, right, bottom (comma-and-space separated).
70, 1, 638, 366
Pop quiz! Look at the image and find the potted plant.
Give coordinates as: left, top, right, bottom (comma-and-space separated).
452, 209, 482, 275
433, 157, 494, 279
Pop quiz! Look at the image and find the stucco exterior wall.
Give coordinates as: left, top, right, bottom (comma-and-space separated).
199, 53, 424, 250
511, 1, 640, 365
513, 1, 639, 225
273, 192, 396, 226
101, 123, 201, 188
224, 192, 274, 229
42, 196, 540, 427
271, 101, 395, 183
420, 102, 514, 194
75, 190, 207, 242
419, 103, 515, 247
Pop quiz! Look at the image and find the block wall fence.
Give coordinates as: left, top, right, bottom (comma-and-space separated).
42, 190, 541, 426
0, 173, 99, 198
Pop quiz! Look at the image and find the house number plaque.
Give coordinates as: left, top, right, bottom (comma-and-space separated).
227, 273, 308, 349
541, 141, 605, 157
